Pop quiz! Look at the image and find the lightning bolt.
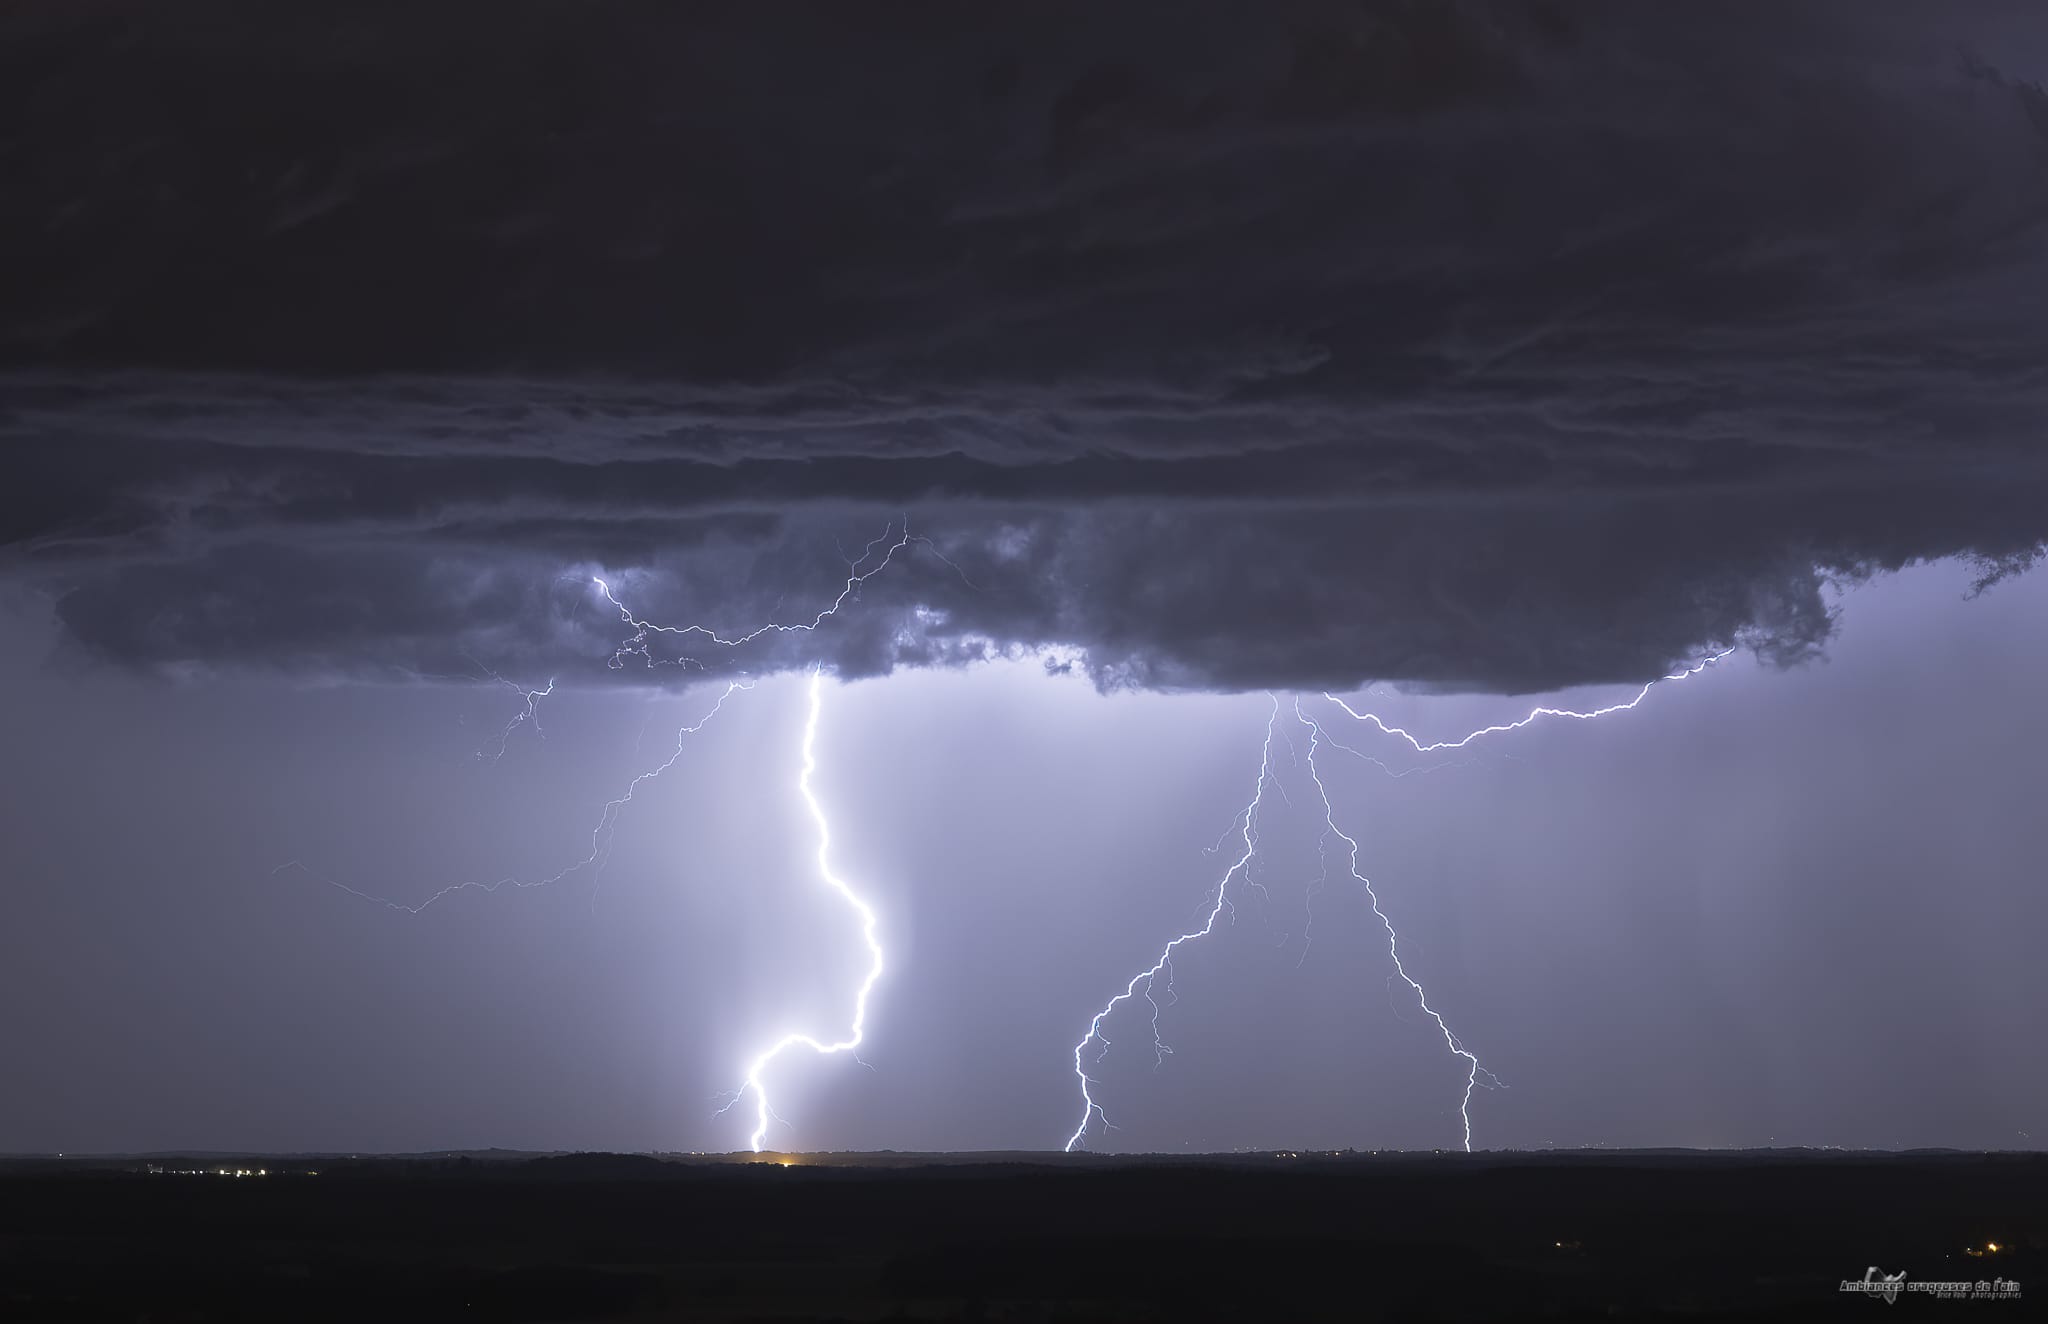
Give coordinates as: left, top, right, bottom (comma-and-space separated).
1291, 733, 1477, 968
594, 519, 972, 671
291, 521, 943, 1155
719, 668, 886, 1152
1295, 697, 1501, 1151
1323, 648, 1735, 753
472, 665, 554, 761
285, 520, 953, 912
1064, 694, 1284, 1152
302, 513, 1737, 1156
1063, 648, 1735, 1153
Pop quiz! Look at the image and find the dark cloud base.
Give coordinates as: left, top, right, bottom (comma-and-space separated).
29, 473, 2048, 696
3, 2, 2045, 692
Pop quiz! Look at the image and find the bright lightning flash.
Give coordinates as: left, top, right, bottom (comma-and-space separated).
722, 669, 886, 1152
293, 521, 938, 1155
298, 509, 1736, 1156
285, 520, 957, 913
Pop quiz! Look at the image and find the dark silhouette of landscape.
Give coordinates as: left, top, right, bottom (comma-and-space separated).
2, 1148, 2037, 1319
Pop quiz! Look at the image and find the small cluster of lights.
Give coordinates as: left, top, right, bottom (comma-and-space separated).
149, 1165, 276, 1177
1964, 1242, 2004, 1258
1267, 1150, 1368, 1159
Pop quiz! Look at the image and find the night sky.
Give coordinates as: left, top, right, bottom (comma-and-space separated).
2, 1, 2044, 1155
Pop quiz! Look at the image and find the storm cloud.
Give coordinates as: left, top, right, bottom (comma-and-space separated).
5, 0, 2047, 692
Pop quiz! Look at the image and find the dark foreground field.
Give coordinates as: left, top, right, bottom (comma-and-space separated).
1, 1149, 2038, 1321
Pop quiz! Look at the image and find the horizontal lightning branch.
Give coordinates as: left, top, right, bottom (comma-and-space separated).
282, 518, 946, 915
1324, 649, 1735, 753
594, 519, 972, 671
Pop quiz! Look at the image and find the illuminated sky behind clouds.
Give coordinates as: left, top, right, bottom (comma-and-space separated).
2, 559, 2040, 1154
2, 1, 2045, 1152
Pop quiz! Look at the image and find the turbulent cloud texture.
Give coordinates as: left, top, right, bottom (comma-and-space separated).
4, 1, 2046, 691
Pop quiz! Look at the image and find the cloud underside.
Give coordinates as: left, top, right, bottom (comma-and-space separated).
3, 1, 2046, 693
18, 470, 2046, 696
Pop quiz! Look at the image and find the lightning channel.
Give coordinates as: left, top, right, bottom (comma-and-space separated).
1323, 649, 1735, 753
595, 519, 971, 671
1062, 650, 1732, 1152
286, 520, 949, 913
720, 669, 886, 1152
473, 667, 555, 762
1063, 694, 1283, 1153
1294, 698, 1501, 1151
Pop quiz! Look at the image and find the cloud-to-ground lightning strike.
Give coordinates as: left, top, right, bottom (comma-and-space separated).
1064, 696, 1285, 1152
1323, 649, 1736, 753
1295, 698, 1501, 1151
1065, 649, 1738, 1153
307, 508, 1740, 1153
275, 680, 747, 913
285, 520, 948, 914
287, 520, 942, 1152
719, 669, 887, 1152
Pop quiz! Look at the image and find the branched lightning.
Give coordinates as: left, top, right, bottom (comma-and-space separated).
1064, 649, 1736, 1153
285, 519, 954, 916
1295, 697, 1501, 1151
1324, 649, 1735, 753
1064, 695, 1284, 1152
289, 520, 950, 1154
717, 669, 887, 1152
595, 519, 973, 672
473, 666, 555, 761
297, 505, 1739, 1156
275, 680, 747, 913
1292, 736, 1476, 966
